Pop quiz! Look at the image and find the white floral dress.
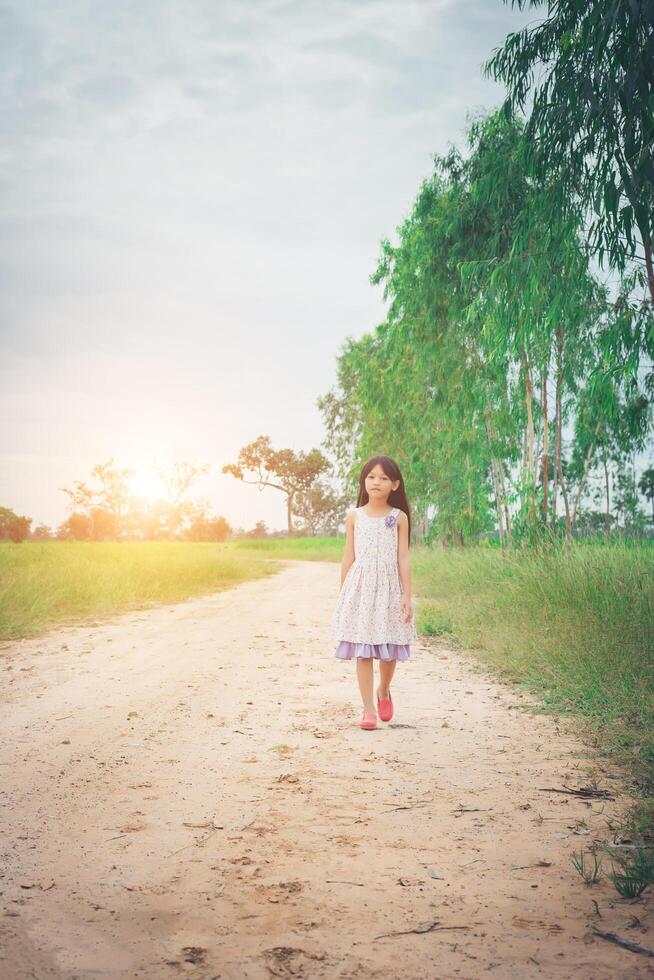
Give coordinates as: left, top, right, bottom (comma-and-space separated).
331, 506, 417, 660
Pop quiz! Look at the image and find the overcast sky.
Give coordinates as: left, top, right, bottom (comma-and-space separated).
0, 0, 533, 532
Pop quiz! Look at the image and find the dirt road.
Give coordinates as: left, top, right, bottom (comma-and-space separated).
1, 560, 651, 979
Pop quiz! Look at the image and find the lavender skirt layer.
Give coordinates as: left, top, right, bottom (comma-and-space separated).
334, 641, 411, 661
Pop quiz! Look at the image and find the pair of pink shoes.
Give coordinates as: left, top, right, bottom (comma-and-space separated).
360, 688, 393, 729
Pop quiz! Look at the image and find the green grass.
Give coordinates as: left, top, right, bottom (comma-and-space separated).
0, 541, 280, 640
231, 536, 344, 561
411, 539, 654, 832
3, 534, 652, 831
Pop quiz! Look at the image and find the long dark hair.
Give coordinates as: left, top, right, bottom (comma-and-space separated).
356, 455, 413, 545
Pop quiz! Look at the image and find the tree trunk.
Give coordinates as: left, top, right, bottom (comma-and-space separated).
497, 457, 512, 546
603, 459, 611, 540
554, 327, 570, 539
541, 364, 549, 526
553, 342, 560, 529
570, 421, 602, 530
645, 239, 654, 308
287, 492, 294, 534
520, 347, 537, 529
503, 491, 512, 545
521, 349, 535, 482
498, 459, 506, 551
561, 484, 572, 543
485, 410, 511, 549
522, 422, 528, 483
486, 421, 505, 549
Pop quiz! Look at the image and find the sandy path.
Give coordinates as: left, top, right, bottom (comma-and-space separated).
1, 560, 651, 979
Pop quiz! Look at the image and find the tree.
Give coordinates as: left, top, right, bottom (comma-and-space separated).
247, 520, 268, 539
638, 466, 654, 522
222, 435, 330, 534
57, 512, 92, 540
320, 106, 653, 545
185, 514, 231, 542
30, 524, 53, 540
0, 506, 31, 542
60, 458, 134, 540
317, 339, 367, 490
451, 111, 615, 542
155, 461, 210, 537
363, 112, 604, 542
485, 1, 654, 312
59, 458, 210, 541
364, 152, 509, 546
614, 458, 648, 533
293, 480, 349, 536
91, 459, 134, 534
58, 480, 96, 536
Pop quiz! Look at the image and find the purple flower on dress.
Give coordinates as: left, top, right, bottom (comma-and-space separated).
384, 512, 397, 528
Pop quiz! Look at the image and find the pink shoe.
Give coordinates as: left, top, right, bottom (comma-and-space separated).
360, 712, 377, 730
377, 688, 393, 722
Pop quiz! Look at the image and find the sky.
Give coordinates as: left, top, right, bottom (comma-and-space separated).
0, 0, 534, 533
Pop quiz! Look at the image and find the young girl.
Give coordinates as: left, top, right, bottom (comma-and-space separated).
331, 455, 417, 730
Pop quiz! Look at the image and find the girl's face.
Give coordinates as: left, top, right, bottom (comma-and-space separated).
364, 463, 400, 501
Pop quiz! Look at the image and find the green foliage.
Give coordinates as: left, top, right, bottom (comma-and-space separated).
638, 466, 654, 522
222, 435, 332, 535
412, 540, 654, 829
320, 107, 652, 543
315, 7, 654, 547
485, 0, 654, 314
605, 846, 654, 898
0, 506, 32, 543
571, 847, 603, 885
0, 541, 279, 640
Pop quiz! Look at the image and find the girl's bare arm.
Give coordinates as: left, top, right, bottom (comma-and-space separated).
339, 510, 356, 588
397, 512, 413, 620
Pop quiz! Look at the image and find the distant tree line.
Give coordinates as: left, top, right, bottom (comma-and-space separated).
1, 439, 347, 543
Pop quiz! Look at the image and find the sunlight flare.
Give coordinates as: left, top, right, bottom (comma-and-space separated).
128, 467, 165, 503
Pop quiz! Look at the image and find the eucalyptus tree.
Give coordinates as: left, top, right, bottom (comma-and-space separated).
445, 111, 608, 538
614, 460, 650, 533
484, 0, 654, 407
320, 105, 646, 545
638, 466, 654, 522
317, 335, 368, 490
369, 170, 500, 544
564, 371, 650, 537
320, 215, 497, 545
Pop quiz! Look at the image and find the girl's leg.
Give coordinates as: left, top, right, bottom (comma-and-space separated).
378, 659, 397, 698
356, 657, 375, 714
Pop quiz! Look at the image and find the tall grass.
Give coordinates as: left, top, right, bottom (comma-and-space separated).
0, 541, 279, 640
235, 534, 654, 797
3, 535, 652, 828
231, 536, 343, 561
412, 539, 654, 824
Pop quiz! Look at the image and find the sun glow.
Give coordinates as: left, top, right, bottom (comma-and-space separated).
128, 467, 165, 503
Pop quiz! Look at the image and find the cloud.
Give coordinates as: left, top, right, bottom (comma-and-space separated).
0, 0, 532, 528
